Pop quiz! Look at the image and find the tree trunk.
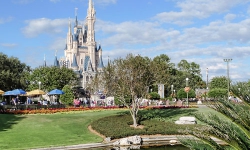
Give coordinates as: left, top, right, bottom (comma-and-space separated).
131, 96, 139, 127
132, 112, 137, 127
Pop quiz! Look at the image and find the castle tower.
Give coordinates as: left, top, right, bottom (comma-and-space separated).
59, 0, 104, 88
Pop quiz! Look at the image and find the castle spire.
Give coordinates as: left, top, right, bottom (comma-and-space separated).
68, 18, 71, 34
44, 54, 46, 67
75, 8, 78, 27
54, 50, 59, 67
89, 0, 92, 8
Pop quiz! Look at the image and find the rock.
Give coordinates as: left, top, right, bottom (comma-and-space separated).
113, 140, 120, 146
175, 116, 196, 124
170, 139, 177, 145
179, 116, 196, 122
175, 120, 196, 124
197, 100, 202, 104
113, 136, 142, 147
127, 135, 141, 145
119, 138, 131, 146
103, 137, 111, 143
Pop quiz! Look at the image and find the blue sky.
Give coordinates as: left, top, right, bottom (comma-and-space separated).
0, 0, 250, 83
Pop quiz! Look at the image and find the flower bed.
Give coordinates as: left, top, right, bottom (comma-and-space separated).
0, 105, 196, 115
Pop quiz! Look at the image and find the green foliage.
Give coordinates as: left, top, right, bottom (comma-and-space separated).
60, 85, 74, 105
209, 76, 228, 89
103, 54, 154, 126
180, 82, 250, 149
91, 109, 203, 139
0, 52, 31, 91
179, 137, 216, 150
101, 54, 208, 127
149, 92, 160, 100
26, 66, 78, 92
151, 54, 175, 85
114, 96, 131, 105
176, 60, 205, 90
207, 88, 227, 98
177, 88, 196, 99
231, 81, 250, 104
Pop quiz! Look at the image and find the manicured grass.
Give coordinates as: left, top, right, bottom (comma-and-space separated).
0, 106, 222, 150
0, 110, 125, 150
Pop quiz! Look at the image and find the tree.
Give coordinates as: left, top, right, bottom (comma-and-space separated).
177, 59, 205, 90
231, 81, 250, 104
60, 85, 74, 105
26, 66, 78, 92
151, 54, 176, 96
177, 88, 195, 99
177, 59, 190, 72
151, 54, 174, 84
86, 71, 104, 95
180, 82, 250, 149
103, 54, 153, 127
207, 88, 227, 99
209, 76, 228, 89
149, 92, 160, 100
0, 52, 31, 91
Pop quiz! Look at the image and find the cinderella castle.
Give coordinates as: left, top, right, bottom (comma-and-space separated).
53, 0, 104, 88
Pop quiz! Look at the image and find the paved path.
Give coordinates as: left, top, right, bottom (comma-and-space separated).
31, 135, 227, 150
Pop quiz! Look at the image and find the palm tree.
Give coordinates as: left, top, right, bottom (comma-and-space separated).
179, 82, 250, 150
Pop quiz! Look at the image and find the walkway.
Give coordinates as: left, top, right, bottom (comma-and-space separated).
31, 135, 227, 150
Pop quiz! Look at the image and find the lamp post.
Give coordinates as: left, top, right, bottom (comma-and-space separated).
206, 68, 209, 89
171, 85, 174, 98
38, 81, 41, 102
173, 89, 176, 100
223, 59, 232, 99
38, 81, 41, 90
186, 78, 189, 107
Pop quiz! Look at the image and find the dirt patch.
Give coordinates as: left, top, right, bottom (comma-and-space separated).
130, 125, 144, 129
88, 125, 106, 139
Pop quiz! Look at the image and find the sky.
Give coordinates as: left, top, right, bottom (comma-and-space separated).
0, 0, 250, 83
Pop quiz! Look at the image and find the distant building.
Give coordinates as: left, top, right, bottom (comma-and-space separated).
195, 88, 209, 100
54, 0, 104, 88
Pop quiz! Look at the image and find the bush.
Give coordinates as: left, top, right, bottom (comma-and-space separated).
149, 92, 160, 100
177, 88, 196, 99
91, 109, 203, 139
207, 88, 227, 98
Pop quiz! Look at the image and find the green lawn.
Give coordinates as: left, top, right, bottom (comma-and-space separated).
0, 106, 220, 150
0, 110, 125, 150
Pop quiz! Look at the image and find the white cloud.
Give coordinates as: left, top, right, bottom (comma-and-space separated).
0, 17, 13, 24
96, 19, 172, 47
153, 0, 249, 25
162, 18, 250, 48
0, 43, 17, 48
224, 13, 236, 22
22, 18, 68, 38
49, 37, 66, 55
96, 15, 250, 81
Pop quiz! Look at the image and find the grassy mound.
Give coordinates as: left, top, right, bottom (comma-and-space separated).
91, 108, 204, 139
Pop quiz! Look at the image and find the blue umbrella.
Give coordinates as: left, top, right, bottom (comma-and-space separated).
12, 89, 26, 95
48, 89, 65, 95
3, 91, 16, 96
